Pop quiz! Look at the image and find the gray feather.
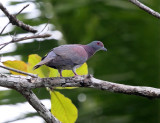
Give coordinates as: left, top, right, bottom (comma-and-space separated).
33, 41, 106, 76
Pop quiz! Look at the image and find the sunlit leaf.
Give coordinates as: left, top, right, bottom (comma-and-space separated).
55, 63, 88, 89
62, 63, 88, 77
27, 54, 50, 78
49, 68, 60, 77
51, 91, 78, 123
3, 60, 27, 75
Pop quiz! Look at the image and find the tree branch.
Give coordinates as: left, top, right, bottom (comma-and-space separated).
1, 74, 160, 122
0, 33, 51, 49
0, 22, 10, 35
129, 0, 160, 19
18, 89, 60, 123
0, 74, 160, 99
0, 65, 37, 77
0, 4, 29, 35
15, 4, 29, 16
0, 2, 37, 33
0, 74, 60, 122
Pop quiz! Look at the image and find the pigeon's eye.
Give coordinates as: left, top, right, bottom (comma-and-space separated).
97, 42, 100, 45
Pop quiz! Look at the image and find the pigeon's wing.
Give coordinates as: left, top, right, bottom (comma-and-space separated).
33, 51, 57, 70
53, 45, 88, 65
33, 45, 88, 70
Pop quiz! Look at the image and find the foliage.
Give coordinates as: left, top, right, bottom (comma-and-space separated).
51, 91, 78, 123
27, 54, 51, 78
3, 60, 27, 75
3, 54, 88, 123
1, 0, 160, 122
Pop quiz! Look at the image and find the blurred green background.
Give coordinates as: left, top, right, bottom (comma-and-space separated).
1, 0, 160, 122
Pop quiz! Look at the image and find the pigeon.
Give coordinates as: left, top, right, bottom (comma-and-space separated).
33, 41, 107, 77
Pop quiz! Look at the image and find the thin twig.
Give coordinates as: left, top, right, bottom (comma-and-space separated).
0, 22, 10, 35
0, 2, 37, 33
15, 4, 29, 16
0, 33, 51, 50
11, 33, 51, 43
0, 33, 16, 50
0, 43, 9, 50
129, 0, 160, 19
38, 20, 50, 34
0, 65, 37, 77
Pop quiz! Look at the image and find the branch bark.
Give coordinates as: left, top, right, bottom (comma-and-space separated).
0, 74, 60, 122
1, 74, 160, 99
129, 0, 160, 19
0, 33, 51, 50
0, 2, 37, 33
19, 89, 60, 123
0, 4, 29, 35
1, 1, 160, 122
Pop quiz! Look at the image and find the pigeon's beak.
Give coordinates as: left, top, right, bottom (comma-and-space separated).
101, 47, 107, 51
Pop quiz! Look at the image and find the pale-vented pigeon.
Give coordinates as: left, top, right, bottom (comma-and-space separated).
33, 41, 107, 77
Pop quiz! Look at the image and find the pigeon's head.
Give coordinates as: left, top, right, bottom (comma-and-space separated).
88, 41, 107, 51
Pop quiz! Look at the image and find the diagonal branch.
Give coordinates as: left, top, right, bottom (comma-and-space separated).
0, 4, 29, 35
0, 2, 37, 33
0, 22, 10, 35
0, 4, 31, 35
18, 89, 60, 123
15, 4, 29, 16
0, 65, 37, 77
129, 0, 160, 19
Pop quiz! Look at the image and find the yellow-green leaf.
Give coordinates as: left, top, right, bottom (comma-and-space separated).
55, 63, 88, 89
62, 63, 88, 77
27, 54, 50, 78
51, 91, 78, 123
49, 68, 60, 77
3, 60, 27, 75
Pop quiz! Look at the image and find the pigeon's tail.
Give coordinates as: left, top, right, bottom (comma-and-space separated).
33, 60, 46, 70
33, 53, 54, 70
33, 64, 41, 70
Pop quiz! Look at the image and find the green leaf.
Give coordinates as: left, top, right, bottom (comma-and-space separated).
62, 63, 88, 77
55, 63, 88, 89
49, 68, 60, 77
3, 60, 27, 75
49, 63, 88, 78
27, 54, 50, 78
3, 54, 86, 123
51, 91, 78, 123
